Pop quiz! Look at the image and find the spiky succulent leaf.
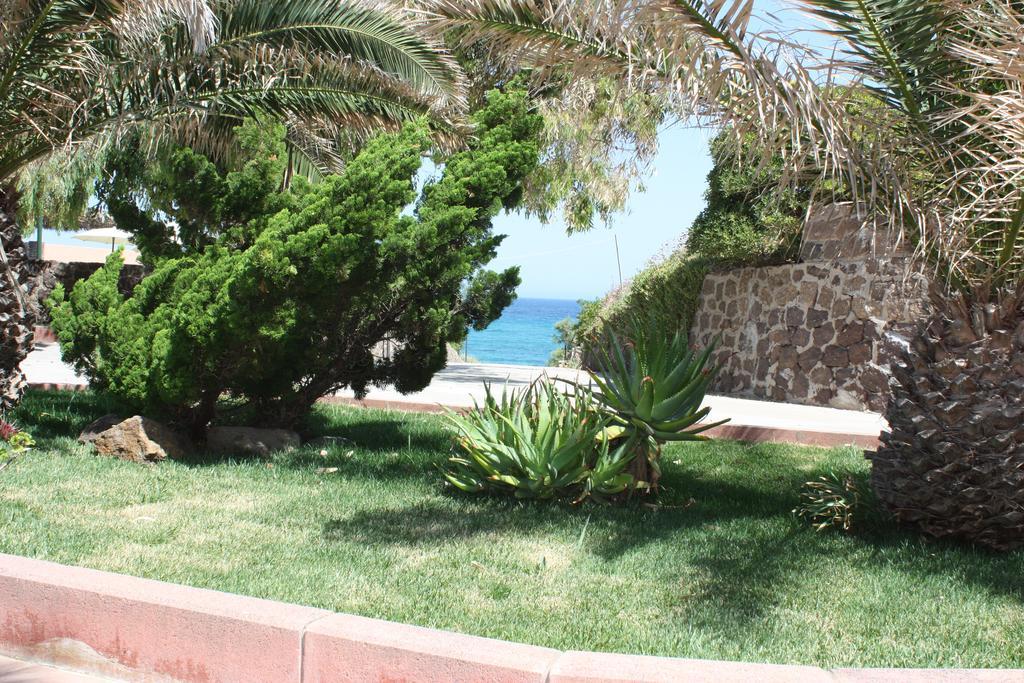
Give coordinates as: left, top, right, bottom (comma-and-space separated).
443, 378, 635, 501
589, 316, 727, 443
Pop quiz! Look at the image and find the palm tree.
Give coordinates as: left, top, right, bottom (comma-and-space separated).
414, 0, 1024, 549
0, 0, 467, 410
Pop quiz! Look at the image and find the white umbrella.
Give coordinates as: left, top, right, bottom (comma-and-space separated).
73, 227, 134, 253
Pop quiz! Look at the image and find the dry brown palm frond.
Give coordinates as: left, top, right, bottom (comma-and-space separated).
113, 0, 219, 54
415, 0, 1024, 296
921, 0, 1024, 286
414, 0, 916, 224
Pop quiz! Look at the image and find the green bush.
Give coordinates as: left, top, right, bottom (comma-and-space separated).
578, 254, 711, 363
684, 134, 806, 266
50, 90, 542, 434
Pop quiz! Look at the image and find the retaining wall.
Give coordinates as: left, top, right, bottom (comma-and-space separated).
689, 205, 930, 412
0, 554, 1019, 682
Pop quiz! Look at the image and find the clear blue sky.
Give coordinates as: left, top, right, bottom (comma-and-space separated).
490, 125, 714, 300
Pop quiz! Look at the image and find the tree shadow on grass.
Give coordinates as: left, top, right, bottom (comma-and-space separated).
168, 414, 451, 469
318, 489, 830, 630
321, 447, 1024, 630
15, 390, 451, 473
15, 390, 451, 452
319, 462, 812, 558
304, 414, 452, 455
18, 391, 1023, 617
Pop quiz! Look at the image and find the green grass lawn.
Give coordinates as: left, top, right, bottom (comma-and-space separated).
2, 390, 1022, 668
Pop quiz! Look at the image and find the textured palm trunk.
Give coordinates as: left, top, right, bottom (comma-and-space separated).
868, 293, 1024, 551
0, 186, 34, 412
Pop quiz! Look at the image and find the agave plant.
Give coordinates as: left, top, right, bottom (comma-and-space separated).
443, 379, 639, 501
445, 318, 726, 502
794, 471, 882, 534
585, 317, 728, 488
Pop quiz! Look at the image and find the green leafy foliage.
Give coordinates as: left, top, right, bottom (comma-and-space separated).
521, 78, 665, 232
548, 298, 601, 367
443, 380, 636, 501
0, 419, 34, 468
49, 89, 542, 433
685, 134, 808, 265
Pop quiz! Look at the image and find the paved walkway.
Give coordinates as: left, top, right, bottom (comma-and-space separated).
22, 343, 84, 387
0, 654, 116, 682
23, 342, 887, 446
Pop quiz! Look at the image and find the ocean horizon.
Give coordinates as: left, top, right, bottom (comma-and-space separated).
463, 297, 580, 367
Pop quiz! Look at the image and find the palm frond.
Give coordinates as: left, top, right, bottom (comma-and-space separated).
417, 0, 1024, 296
412, 0, 641, 81
0, 0, 470, 185
921, 0, 1024, 286
415, 0, 889, 213
216, 0, 465, 103
802, 0, 947, 120
113, 0, 219, 53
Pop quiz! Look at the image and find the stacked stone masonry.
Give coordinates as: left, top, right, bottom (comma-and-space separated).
689, 206, 930, 412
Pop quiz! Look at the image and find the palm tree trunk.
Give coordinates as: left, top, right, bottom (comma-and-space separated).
0, 185, 35, 411
868, 290, 1024, 551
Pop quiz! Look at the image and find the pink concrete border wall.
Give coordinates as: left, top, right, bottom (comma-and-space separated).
0, 555, 1020, 683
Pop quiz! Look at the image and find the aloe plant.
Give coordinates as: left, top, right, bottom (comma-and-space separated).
443, 379, 639, 501
444, 317, 727, 503
585, 317, 728, 489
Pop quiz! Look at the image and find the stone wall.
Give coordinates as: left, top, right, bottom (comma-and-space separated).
689, 206, 929, 412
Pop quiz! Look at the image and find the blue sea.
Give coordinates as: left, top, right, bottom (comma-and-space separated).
463, 298, 580, 366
